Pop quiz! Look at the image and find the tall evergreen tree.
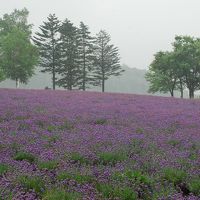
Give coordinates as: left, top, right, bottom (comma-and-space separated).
78, 22, 94, 90
92, 30, 124, 92
57, 19, 81, 90
33, 14, 61, 90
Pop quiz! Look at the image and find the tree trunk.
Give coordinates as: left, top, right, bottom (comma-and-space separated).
83, 64, 86, 91
52, 66, 55, 90
180, 89, 183, 98
83, 46, 86, 91
189, 89, 194, 99
102, 79, 105, 92
69, 85, 72, 91
16, 79, 19, 88
170, 90, 174, 97
180, 79, 183, 98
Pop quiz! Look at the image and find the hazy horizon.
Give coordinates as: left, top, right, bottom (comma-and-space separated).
1, 0, 200, 69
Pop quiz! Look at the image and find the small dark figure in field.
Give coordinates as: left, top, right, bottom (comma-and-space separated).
45, 86, 51, 90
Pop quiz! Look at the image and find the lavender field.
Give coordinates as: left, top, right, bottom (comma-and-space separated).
0, 89, 199, 200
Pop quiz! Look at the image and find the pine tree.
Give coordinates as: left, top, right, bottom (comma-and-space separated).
33, 14, 61, 90
56, 19, 81, 90
78, 22, 94, 90
92, 30, 124, 92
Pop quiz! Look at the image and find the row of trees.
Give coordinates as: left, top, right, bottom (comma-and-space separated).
0, 8, 124, 92
146, 36, 200, 98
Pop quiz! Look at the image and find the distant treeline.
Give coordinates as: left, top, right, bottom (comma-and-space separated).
0, 8, 124, 92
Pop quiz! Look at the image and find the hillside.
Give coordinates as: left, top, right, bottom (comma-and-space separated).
0, 65, 149, 93
0, 89, 199, 199
0, 65, 189, 97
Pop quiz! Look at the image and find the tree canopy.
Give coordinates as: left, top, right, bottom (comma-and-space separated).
146, 36, 200, 98
0, 8, 38, 87
92, 30, 124, 92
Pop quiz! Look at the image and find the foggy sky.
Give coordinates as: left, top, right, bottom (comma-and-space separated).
1, 0, 200, 69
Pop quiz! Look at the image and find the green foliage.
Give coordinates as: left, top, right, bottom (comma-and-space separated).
0, 67, 5, 82
0, 8, 37, 86
0, 191, 13, 200
33, 14, 61, 90
113, 170, 152, 185
70, 152, 89, 165
46, 121, 74, 133
42, 189, 81, 200
146, 35, 200, 98
78, 22, 94, 91
145, 51, 178, 97
19, 176, 45, 194
0, 8, 32, 36
162, 168, 187, 185
59, 121, 74, 130
56, 19, 81, 90
168, 139, 181, 147
151, 187, 176, 200
47, 135, 60, 144
57, 172, 94, 183
38, 160, 58, 170
188, 178, 200, 195
0, 164, 9, 175
14, 152, 36, 163
173, 36, 200, 98
0, 28, 38, 87
94, 118, 107, 125
47, 125, 57, 132
92, 30, 124, 92
96, 183, 137, 200
98, 152, 127, 165
135, 127, 144, 134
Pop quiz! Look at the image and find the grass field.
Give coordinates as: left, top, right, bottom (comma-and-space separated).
0, 89, 199, 199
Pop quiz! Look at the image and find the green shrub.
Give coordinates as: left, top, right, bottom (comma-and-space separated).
19, 176, 45, 194
14, 152, 35, 163
47, 125, 57, 132
96, 183, 114, 198
38, 160, 58, 170
42, 189, 80, 200
0, 164, 9, 175
57, 172, 94, 183
189, 178, 200, 195
59, 121, 74, 130
94, 118, 107, 125
162, 168, 187, 185
152, 187, 176, 200
10, 142, 20, 153
136, 127, 144, 134
96, 183, 137, 200
70, 152, 89, 165
112, 170, 152, 185
126, 170, 152, 185
17, 123, 30, 131
98, 152, 127, 165
118, 187, 137, 200
168, 139, 181, 147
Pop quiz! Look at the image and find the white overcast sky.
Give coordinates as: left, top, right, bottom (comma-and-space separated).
1, 0, 200, 69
